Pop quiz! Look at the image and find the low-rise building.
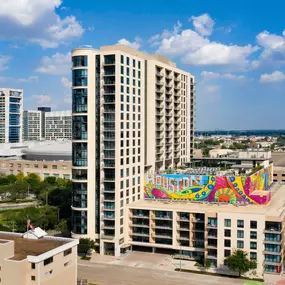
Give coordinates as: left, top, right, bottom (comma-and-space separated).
0, 231, 78, 284
118, 164, 283, 278
0, 141, 72, 180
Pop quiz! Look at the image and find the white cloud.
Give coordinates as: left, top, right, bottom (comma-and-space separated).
0, 0, 83, 48
61, 77, 71, 88
0, 0, 61, 26
16, 76, 38, 83
117, 37, 142, 49
36, 53, 71, 75
190, 13, 215, 36
149, 21, 182, 47
201, 71, 245, 80
151, 19, 259, 70
182, 42, 259, 67
0, 55, 10, 71
31, 94, 52, 104
260, 71, 285, 83
254, 30, 285, 69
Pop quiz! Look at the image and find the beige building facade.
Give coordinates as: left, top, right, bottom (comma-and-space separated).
0, 232, 78, 285
0, 158, 71, 180
71, 45, 195, 256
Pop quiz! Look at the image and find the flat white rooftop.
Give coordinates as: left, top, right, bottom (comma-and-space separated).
129, 184, 285, 218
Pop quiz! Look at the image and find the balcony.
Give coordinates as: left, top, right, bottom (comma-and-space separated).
174, 84, 181, 90
156, 71, 164, 77
152, 225, 173, 230
263, 260, 281, 266
103, 61, 115, 66
174, 76, 180, 82
263, 240, 282, 245
132, 223, 149, 228
207, 223, 218, 229
166, 74, 173, 80
207, 244, 217, 249
152, 233, 172, 239
131, 231, 150, 237
102, 216, 115, 220
263, 250, 281, 255
166, 83, 173, 88
264, 228, 282, 234
156, 81, 164, 86
131, 213, 149, 219
153, 214, 172, 220
177, 236, 189, 241
207, 255, 217, 260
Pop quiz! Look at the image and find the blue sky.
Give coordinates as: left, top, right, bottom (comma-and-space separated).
0, 0, 285, 130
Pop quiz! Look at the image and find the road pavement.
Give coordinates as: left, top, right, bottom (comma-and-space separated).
78, 261, 245, 285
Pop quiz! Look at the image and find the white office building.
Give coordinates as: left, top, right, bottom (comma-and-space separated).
71, 45, 195, 256
0, 88, 23, 143
45, 111, 72, 141
23, 110, 42, 141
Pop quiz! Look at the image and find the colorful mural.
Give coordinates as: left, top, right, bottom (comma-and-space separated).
144, 164, 273, 205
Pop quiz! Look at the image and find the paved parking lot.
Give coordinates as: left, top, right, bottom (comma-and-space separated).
78, 261, 246, 285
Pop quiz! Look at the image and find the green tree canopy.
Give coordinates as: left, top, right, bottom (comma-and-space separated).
78, 238, 96, 256
225, 250, 257, 277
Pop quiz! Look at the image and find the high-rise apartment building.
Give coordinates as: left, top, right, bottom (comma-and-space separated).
38, 107, 51, 139
71, 45, 195, 255
0, 88, 23, 143
23, 110, 42, 141
45, 111, 72, 140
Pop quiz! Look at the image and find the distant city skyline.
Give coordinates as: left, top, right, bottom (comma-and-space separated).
0, 0, 285, 129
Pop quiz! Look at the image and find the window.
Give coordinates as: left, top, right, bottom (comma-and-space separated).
121, 76, 124, 84
62, 165, 67, 170
224, 249, 231, 257
25, 164, 30, 168
63, 174, 70, 180
237, 230, 244, 238
250, 242, 257, 250
31, 276, 36, 281
250, 231, 257, 239
224, 239, 231, 247
121, 66, 124, 74
121, 55, 124, 64
237, 220, 244, 228
31, 263, 35, 269
133, 59, 136, 67
224, 219, 231, 227
250, 221, 257, 229
43, 164, 48, 169
127, 57, 129, 65
44, 257, 53, 266
18, 164, 21, 168
138, 61, 141, 69
52, 165, 57, 169
250, 252, 257, 260
64, 248, 72, 256
224, 229, 231, 237
237, 240, 244, 249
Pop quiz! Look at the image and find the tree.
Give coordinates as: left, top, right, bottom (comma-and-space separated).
16, 172, 25, 181
204, 259, 211, 271
55, 220, 68, 233
225, 250, 257, 277
270, 143, 275, 151
78, 238, 96, 256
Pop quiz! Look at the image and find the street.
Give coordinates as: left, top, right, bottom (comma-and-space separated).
78, 261, 245, 285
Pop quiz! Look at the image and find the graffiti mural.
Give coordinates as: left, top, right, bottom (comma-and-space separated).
144, 164, 273, 205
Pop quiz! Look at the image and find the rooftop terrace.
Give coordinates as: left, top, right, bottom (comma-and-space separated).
0, 233, 68, 261
131, 183, 285, 218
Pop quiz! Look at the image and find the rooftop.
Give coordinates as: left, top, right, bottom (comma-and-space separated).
272, 152, 285, 166
129, 183, 285, 218
0, 233, 68, 261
